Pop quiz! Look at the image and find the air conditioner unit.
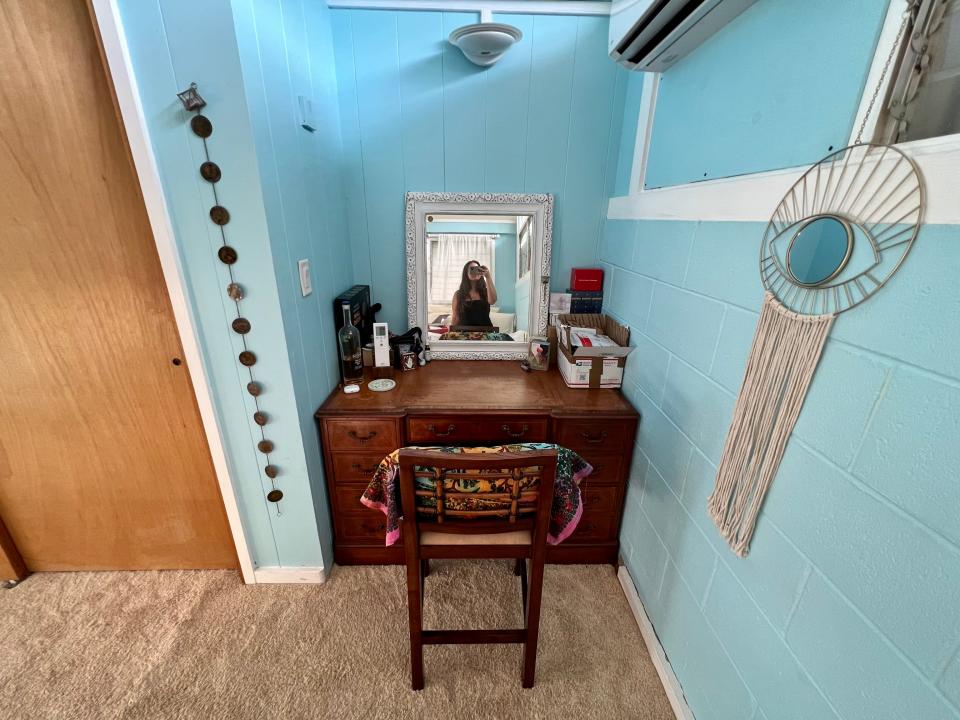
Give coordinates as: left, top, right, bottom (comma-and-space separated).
609, 0, 757, 72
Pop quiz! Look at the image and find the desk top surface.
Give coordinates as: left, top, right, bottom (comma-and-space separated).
316, 361, 637, 417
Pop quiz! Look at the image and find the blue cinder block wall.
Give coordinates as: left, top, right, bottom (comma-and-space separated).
605, 1, 960, 719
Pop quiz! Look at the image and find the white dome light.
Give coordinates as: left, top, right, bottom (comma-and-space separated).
448, 23, 523, 67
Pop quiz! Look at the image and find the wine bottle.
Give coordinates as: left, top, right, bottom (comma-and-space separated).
339, 304, 364, 384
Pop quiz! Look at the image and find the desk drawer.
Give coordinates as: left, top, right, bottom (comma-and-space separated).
556, 419, 632, 453
577, 452, 625, 485
337, 512, 393, 544
567, 507, 617, 542
325, 419, 399, 452
331, 453, 387, 482
333, 483, 373, 515
406, 416, 549, 445
579, 485, 618, 514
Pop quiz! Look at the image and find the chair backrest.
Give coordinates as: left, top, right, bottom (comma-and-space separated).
397, 449, 558, 543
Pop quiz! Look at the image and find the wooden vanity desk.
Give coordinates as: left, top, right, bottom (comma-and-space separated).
315, 361, 639, 565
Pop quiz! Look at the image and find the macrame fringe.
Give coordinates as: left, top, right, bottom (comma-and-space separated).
708, 293, 835, 557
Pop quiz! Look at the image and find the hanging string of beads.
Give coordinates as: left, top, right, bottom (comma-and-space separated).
177, 83, 283, 515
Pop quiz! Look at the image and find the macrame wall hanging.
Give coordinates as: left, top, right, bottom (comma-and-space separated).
708, 8, 927, 555
177, 83, 284, 514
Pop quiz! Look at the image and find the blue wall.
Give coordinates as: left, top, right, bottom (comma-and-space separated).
330, 9, 630, 329
119, 0, 346, 570
606, 1, 960, 718
645, 0, 889, 188
231, 0, 353, 569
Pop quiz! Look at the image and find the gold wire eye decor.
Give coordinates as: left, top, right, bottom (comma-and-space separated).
178, 82, 283, 514
760, 142, 924, 316
709, 140, 925, 557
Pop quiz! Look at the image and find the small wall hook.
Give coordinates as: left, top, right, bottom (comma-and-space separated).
176, 82, 206, 111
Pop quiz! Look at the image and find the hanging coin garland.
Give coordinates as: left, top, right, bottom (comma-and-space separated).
178, 83, 283, 514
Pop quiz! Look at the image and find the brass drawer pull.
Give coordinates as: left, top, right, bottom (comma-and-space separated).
348, 430, 378, 443
579, 430, 608, 444
427, 424, 456, 437
351, 463, 378, 474
501, 424, 529, 439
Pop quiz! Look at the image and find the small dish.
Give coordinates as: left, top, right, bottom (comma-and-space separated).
369, 379, 396, 392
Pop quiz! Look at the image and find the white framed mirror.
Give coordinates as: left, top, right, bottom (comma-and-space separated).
405, 192, 553, 359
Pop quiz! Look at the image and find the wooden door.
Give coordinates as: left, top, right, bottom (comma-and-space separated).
0, 0, 237, 570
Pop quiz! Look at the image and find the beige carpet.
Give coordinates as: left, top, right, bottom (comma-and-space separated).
0, 562, 673, 720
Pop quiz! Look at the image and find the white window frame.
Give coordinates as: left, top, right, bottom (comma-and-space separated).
614, 0, 960, 224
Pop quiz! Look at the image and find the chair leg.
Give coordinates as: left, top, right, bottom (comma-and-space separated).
513, 558, 524, 576
522, 553, 546, 688
403, 524, 425, 691
421, 558, 430, 578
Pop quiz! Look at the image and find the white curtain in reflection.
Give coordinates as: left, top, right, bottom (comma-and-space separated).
428, 234, 496, 305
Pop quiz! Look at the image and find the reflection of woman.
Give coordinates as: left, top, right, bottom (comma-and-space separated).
450, 260, 498, 328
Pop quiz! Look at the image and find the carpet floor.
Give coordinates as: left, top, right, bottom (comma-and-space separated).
0, 562, 673, 720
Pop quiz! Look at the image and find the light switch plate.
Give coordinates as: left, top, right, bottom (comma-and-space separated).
298, 259, 312, 297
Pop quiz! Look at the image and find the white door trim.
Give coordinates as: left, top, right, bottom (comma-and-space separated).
89, 0, 256, 584
618, 565, 695, 720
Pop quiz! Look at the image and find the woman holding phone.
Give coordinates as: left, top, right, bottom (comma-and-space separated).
450, 259, 498, 328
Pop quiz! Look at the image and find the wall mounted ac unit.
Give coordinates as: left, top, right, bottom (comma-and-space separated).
609, 0, 757, 72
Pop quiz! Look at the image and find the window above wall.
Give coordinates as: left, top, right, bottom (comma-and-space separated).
873, 0, 960, 144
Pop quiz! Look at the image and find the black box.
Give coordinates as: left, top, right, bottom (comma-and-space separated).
334, 284, 373, 345
568, 288, 603, 314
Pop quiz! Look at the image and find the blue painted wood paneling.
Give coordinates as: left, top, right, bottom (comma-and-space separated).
331, 10, 625, 327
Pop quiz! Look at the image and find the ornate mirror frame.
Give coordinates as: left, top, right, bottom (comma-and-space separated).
405, 192, 553, 360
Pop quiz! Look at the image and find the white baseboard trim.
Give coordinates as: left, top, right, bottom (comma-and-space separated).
618, 565, 695, 720
253, 566, 328, 584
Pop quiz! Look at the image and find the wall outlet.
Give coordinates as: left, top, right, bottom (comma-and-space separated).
298, 259, 312, 297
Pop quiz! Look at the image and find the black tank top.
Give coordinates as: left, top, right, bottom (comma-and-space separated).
461, 298, 492, 327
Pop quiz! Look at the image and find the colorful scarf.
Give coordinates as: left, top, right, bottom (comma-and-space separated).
360, 443, 593, 546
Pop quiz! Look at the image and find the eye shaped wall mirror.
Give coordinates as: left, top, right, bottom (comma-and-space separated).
787, 215, 853, 286
405, 192, 553, 359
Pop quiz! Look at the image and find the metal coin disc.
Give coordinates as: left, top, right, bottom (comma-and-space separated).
190, 114, 213, 138
232, 317, 251, 334
257, 439, 274, 453
217, 245, 238, 265
227, 282, 244, 301
247, 381, 263, 397
209, 205, 230, 225
253, 411, 268, 426
200, 161, 221, 183
267, 489, 283, 503
238, 350, 257, 366
264, 465, 279, 479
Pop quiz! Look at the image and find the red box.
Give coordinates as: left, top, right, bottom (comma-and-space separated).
569, 268, 604, 292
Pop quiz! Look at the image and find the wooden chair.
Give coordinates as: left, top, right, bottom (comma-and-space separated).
397, 448, 558, 691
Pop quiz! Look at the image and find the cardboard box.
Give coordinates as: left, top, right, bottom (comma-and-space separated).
556, 314, 633, 389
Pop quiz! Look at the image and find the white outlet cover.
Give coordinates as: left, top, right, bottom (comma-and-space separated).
298, 259, 312, 297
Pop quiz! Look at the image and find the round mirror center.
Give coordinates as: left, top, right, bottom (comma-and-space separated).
787, 216, 852, 286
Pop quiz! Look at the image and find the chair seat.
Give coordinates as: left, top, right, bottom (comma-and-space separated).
420, 529, 532, 546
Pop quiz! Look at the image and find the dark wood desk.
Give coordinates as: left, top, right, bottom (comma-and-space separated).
315, 361, 639, 565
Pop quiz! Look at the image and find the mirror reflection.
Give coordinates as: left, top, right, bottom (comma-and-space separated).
426, 213, 531, 343
787, 215, 852, 286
